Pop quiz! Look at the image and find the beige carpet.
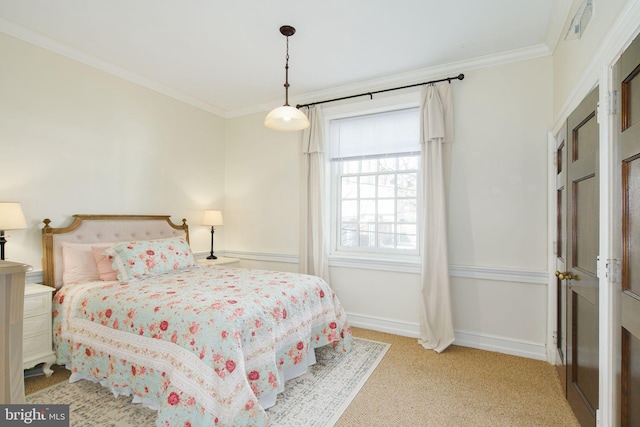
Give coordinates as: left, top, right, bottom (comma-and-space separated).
336, 328, 579, 426
26, 327, 579, 426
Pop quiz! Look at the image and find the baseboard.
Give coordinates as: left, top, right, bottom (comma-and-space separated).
347, 312, 547, 361
453, 329, 547, 361
347, 312, 421, 338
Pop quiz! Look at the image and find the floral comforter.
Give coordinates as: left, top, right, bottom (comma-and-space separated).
53, 265, 352, 426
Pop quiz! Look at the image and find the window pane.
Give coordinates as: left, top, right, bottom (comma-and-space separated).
341, 200, 357, 222
342, 160, 359, 174
340, 224, 358, 247
398, 156, 419, 171
379, 157, 396, 172
360, 200, 375, 222
378, 199, 395, 222
397, 199, 417, 222
397, 173, 417, 197
378, 223, 395, 248
378, 174, 395, 198
360, 175, 376, 198
361, 159, 377, 173
397, 224, 417, 250
359, 223, 376, 248
341, 176, 358, 199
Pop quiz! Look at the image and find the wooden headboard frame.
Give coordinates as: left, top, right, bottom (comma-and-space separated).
42, 214, 189, 289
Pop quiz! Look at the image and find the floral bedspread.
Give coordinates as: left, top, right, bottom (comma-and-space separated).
53, 265, 352, 426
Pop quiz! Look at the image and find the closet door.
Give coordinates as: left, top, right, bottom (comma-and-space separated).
566, 87, 599, 426
618, 33, 640, 427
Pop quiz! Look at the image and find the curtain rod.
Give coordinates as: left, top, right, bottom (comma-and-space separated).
296, 73, 464, 109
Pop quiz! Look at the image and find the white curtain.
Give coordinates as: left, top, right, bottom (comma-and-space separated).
300, 106, 330, 282
418, 83, 455, 353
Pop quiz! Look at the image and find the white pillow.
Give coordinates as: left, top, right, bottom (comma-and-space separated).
62, 242, 114, 285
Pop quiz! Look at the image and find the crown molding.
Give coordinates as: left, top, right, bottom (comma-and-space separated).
0, 17, 226, 117
228, 43, 552, 118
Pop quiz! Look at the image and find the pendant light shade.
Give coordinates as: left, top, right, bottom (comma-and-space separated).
265, 105, 309, 131
264, 25, 309, 131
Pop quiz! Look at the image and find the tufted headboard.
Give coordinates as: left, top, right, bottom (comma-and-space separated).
42, 214, 189, 289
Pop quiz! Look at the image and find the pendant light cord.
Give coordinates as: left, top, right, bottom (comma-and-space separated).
284, 35, 290, 106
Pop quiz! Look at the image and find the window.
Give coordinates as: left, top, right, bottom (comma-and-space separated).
330, 108, 420, 255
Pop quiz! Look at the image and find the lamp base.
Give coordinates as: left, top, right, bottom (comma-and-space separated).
0, 231, 5, 260
206, 254, 218, 260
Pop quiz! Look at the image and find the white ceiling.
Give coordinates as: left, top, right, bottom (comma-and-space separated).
0, 0, 572, 117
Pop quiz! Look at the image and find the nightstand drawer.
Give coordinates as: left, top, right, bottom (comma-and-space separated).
23, 313, 50, 339
23, 332, 52, 358
24, 293, 49, 317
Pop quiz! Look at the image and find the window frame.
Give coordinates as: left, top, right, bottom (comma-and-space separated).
323, 94, 422, 261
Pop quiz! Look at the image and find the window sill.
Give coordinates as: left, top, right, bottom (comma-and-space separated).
328, 254, 421, 274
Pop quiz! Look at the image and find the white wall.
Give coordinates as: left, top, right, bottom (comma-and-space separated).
449, 59, 551, 270
0, 33, 227, 269
226, 56, 553, 359
224, 112, 300, 256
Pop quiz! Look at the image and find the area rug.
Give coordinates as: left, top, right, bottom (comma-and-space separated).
26, 338, 389, 427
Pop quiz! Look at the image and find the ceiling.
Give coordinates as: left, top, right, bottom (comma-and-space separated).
0, 0, 572, 117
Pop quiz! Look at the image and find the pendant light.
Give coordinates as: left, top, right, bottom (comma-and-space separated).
264, 25, 310, 131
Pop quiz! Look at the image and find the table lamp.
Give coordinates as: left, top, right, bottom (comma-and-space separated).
0, 202, 27, 260
202, 210, 223, 260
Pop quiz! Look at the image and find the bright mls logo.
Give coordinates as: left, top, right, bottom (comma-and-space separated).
1, 405, 69, 426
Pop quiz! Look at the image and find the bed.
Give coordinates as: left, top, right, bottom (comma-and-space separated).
43, 214, 352, 426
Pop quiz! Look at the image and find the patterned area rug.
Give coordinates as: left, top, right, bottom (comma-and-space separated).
26, 338, 389, 427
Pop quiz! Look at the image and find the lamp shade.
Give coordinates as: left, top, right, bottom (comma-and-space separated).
264, 105, 310, 131
0, 202, 27, 230
202, 210, 224, 226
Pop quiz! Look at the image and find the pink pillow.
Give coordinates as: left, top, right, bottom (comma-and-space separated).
61, 242, 101, 285
92, 246, 118, 281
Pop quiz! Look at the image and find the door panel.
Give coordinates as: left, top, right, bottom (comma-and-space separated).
573, 113, 599, 161
619, 32, 640, 427
566, 87, 599, 426
574, 292, 599, 406
624, 158, 640, 297
574, 175, 598, 279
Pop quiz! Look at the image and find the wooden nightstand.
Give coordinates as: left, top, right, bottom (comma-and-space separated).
198, 257, 240, 267
23, 284, 55, 376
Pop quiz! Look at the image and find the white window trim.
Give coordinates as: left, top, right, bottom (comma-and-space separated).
322, 91, 422, 262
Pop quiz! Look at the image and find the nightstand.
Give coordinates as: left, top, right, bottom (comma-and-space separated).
198, 257, 240, 267
23, 284, 55, 376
